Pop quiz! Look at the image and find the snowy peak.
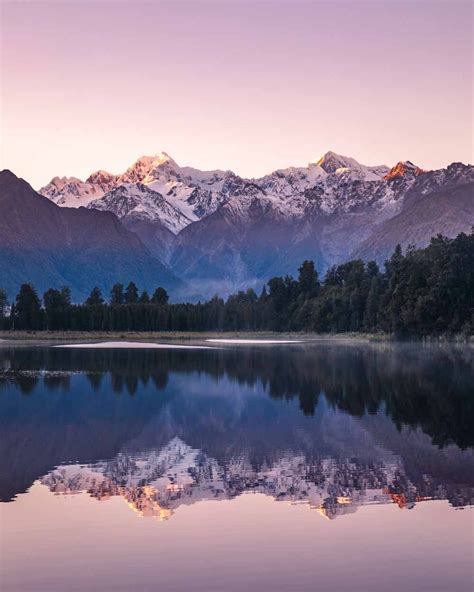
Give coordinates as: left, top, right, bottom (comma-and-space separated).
384, 161, 425, 181
40, 175, 108, 207
118, 152, 178, 185
86, 169, 117, 187
313, 151, 389, 181
49, 175, 82, 189
314, 151, 363, 174
40, 151, 233, 231
153, 151, 175, 165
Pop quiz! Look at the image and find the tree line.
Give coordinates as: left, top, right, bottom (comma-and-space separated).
0, 231, 472, 336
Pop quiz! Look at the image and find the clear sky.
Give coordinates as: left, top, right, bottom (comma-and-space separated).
1, 0, 472, 188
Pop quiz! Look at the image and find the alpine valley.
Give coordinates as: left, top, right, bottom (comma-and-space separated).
1, 151, 473, 300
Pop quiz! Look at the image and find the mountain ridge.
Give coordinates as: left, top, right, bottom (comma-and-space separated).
0, 170, 185, 301
11, 151, 474, 298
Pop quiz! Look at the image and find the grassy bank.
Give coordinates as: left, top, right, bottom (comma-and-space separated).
0, 330, 389, 343
0, 330, 471, 344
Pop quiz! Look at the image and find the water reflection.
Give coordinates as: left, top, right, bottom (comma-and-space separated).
40, 435, 473, 523
0, 343, 473, 520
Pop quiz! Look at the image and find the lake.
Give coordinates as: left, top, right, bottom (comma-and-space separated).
0, 341, 473, 592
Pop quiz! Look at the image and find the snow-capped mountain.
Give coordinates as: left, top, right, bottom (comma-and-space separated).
42, 169, 118, 208
41, 151, 234, 231
314, 150, 390, 179
38, 151, 474, 297
88, 183, 193, 234
383, 160, 424, 181
170, 159, 473, 294
40, 149, 450, 236
40, 150, 394, 232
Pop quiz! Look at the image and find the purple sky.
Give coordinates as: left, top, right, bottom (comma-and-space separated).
1, 1, 472, 188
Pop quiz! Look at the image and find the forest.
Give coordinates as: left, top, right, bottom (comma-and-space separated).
0, 231, 472, 337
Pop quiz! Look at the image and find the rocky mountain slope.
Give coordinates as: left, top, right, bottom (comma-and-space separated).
0, 170, 184, 300
354, 163, 474, 262
38, 152, 474, 297
41, 151, 232, 227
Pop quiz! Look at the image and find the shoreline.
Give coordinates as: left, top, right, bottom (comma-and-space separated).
0, 330, 471, 345
0, 330, 375, 343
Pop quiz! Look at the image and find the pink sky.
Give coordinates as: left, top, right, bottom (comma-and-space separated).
1, 1, 472, 188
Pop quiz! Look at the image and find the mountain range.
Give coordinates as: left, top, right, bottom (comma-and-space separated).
1, 150, 472, 300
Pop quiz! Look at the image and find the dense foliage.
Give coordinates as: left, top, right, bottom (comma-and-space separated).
1, 232, 473, 336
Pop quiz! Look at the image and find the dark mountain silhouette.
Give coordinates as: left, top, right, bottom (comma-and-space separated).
0, 170, 184, 301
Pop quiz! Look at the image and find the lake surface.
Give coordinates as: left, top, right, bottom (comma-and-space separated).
0, 341, 473, 592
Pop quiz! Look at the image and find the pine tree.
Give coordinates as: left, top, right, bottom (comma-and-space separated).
110, 283, 124, 305
151, 287, 169, 305
0, 288, 7, 330
43, 287, 71, 330
0, 289, 7, 317
363, 276, 380, 331
85, 287, 104, 306
298, 260, 320, 298
124, 282, 139, 304
15, 284, 42, 330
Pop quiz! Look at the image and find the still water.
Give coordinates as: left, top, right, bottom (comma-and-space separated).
0, 341, 473, 592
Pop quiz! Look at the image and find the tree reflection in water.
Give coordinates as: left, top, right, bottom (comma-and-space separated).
0, 343, 473, 518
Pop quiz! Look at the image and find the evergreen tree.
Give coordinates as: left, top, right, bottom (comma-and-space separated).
0, 289, 7, 317
0, 289, 7, 330
9, 303, 16, 330
110, 283, 124, 305
124, 282, 139, 304
363, 276, 380, 331
298, 260, 320, 297
85, 287, 104, 306
151, 287, 169, 305
384, 244, 407, 336
43, 287, 71, 330
15, 284, 42, 330
139, 290, 150, 304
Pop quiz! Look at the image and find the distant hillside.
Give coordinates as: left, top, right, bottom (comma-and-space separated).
353, 178, 474, 263
0, 170, 185, 301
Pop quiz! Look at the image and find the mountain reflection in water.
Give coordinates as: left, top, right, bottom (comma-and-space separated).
0, 343, 473, 522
